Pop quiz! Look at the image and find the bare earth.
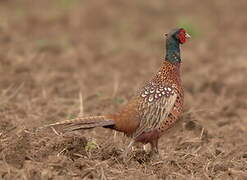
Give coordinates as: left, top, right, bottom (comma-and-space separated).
0, 0, 246, 179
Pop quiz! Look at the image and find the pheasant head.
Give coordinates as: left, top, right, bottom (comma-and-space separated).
165, 28, 190, 63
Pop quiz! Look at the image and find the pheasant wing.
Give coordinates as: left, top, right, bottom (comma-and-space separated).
133, 82, 177, 138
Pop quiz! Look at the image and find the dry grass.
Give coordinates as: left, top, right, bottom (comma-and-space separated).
0, 0, 247, 179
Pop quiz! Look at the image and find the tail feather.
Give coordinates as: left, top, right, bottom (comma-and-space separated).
64, 119, 115, 131
41, 115, 115, 132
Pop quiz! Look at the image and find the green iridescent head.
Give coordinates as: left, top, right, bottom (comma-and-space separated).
165, 28, 190, 63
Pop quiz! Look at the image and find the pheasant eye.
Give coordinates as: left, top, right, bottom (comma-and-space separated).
178, 29, 186, 44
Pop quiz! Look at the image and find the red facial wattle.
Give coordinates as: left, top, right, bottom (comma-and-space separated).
178, 29, 186, 44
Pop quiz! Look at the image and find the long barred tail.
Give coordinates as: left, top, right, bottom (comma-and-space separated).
41, 115, 115, 132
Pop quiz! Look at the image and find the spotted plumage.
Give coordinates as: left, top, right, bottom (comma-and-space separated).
140, 82, 175, 102
42, 28, 190, 155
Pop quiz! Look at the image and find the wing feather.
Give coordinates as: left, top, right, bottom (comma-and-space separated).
132, 82, 178, 138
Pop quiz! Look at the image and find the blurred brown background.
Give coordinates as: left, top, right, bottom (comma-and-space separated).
0, 0, 246, 179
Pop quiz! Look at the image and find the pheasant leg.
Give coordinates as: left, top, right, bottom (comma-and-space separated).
150, 139, 159, 155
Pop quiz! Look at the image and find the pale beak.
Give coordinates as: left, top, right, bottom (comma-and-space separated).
185, 33, 191, 39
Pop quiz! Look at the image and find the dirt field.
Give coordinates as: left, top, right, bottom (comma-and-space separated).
0, 0, 247, 179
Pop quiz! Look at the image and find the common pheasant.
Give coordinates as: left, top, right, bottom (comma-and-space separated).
44, 28, 190, 155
